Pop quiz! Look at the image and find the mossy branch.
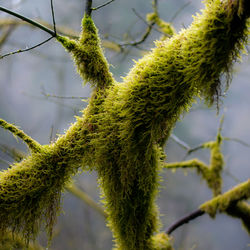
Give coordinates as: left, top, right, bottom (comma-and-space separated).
0, 0, 249, 249
56, 15, 114, 89
0, 119, 42, 153
200, 179, 250, 234
165, 180, 250, 235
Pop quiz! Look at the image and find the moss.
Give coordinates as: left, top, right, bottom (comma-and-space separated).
56, 15, 114, 89
226, 201, 250, 234
0, 119, 42, 153
0, 231, 43, 250
200, 179, 250, 218
146, 12, 175, 39
151, 233, 174, 250
164, 133, 224, 197
0, 1, 249, 249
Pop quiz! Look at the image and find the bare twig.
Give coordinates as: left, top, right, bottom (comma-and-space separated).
170, 134, 191, 151
166, 209, 205, 235
120, 22, 155, 46
41, 91, 88, 100
92, 0, 115, 11
223, 137, 250, 147
0, 36, 54, 59
50, 0, 57, 35
170, 2, 191, 22
0, 6, 55, 36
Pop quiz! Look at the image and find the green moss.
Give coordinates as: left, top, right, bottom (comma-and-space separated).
0, 119, 42, 153
0, 1, 249, 249
164, 133, 224, 197
0, 231, 43, 250
226, 201, 250, 234
151, 233, 174, 250
200, 179, 250, 217
146, 12, 175, 39
57, 15, 114, 89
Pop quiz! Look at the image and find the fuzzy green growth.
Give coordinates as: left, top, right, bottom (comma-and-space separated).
147, 13, 175, 39
151, 233, 174, 250
226, 201, 250, 234
0, 119, 42, 153
164, 133, 224, 197
57, 15, 114, 89
0, 0, 249, 249
200, 179, 250, 217
0, 231, 43, 250
201, 134, 224, 196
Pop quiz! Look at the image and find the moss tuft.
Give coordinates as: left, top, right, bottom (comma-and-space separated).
151, 233, 174, 250
57, 15, 114, 89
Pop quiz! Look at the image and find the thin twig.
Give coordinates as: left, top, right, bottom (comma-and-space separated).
120, 22, 154, 46
166, 209, 205, 235
92, 0, 115, 11
41, 91, 88, 100
50, 0, 57, 35
223, 137, 250, 147
0, 6, 55, 36
170, 134, 191, 151
170, 2, 191, 22
0, 36, 54, 59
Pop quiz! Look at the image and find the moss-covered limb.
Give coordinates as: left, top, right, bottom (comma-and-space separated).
226, 201, 250, 234
163, 158, 208, 171
0, 1, 249, 249
200, 179, 250, 218
146, 12, 175, 39
57, 15, 114, 89
88, 1, 249, 248
163, 154, 223, 197
0, 231, 44, 250
151, 233, 174, 250
0, 119, 42, 153
66, 183, 108, 218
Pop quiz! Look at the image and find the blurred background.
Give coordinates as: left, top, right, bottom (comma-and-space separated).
0, 0, 249, 249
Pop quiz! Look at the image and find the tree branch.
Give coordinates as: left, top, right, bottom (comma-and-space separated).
92, 0, 115, 11
166, 209, 205, 235
85, 0, 93, 17
0, 36, 54, 59
0, 118, 42, 153
0, 6, 56, 37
